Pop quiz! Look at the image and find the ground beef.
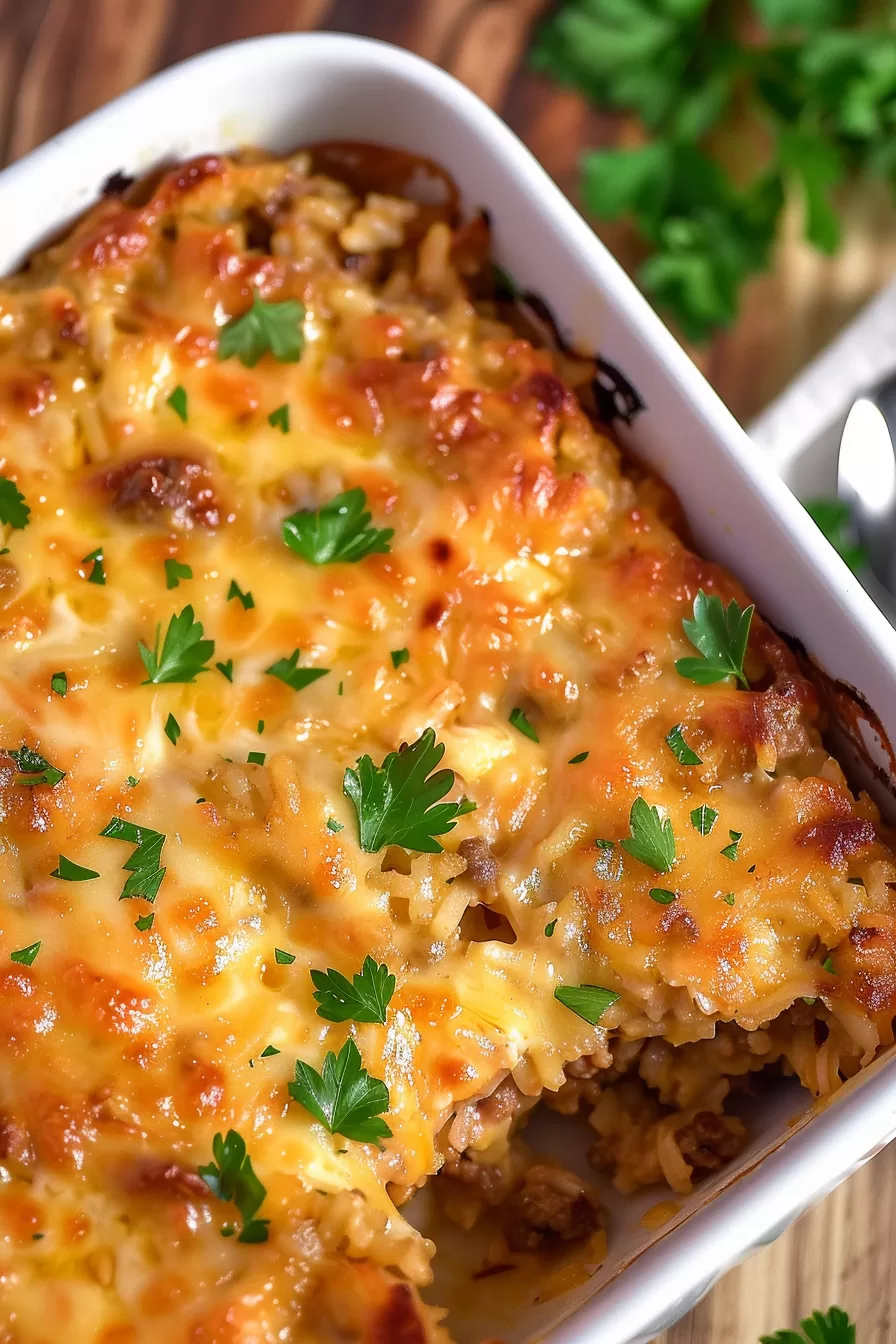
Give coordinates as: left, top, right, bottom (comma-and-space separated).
676, 1111, 747, 1175
120, 1156, 210, 1200
458, 836, 498, 889
94, 452, 224, 529
502, 1164, 601, 1253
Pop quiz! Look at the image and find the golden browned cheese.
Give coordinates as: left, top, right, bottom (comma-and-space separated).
0, 148, 895, 1341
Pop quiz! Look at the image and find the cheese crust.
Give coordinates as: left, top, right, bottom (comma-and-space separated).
0, 144, 894, 1341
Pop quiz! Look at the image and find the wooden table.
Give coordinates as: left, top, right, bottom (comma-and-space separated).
3, 2, 894, 1340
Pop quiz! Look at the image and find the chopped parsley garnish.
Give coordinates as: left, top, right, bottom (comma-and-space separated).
509, 707, 539, 742
311, 956, 396, 1025
274, 948, 296, 965
595, 839, 614, 850
289, 1039, 392, 1145
721, 829, 742, 861
823, 955, 836, 974
568, 751, 589, 764
10, 941, 40, 966
135, 912, 155, 931
217, 289, 305, 367
50, 671, 67, 698
9, 746, 65, 788
281, 488, 393, 565
198, 1130, 270, 1244
0, 476, 30, 530
344, 727, 476, 854
390, 648, 410, 669
260, 1045, 280, 1058
227, 579, 254, 611
268, 403, 290, 433
247, 751, 265, 766
257, 720, 264, 734
326, 818, 343, 833
126, 775, 139, 788
216, 659, 234, 682
665, 723, 702, 765
690, 804, 718, 835
676, 589, 753, 688
166, 385, 188, 423
265, 649, 329, 693
621, 797, 675, 873
544, 919, 557, 937
760, 1306, 855, 1344
649, 888, 676, 904
82, 548, 106, 585
722, 892, 736, 906
164, 559, 192, 590
139, 605, 214, 683
164, 713, 181, 746
554, 983, 620, 1025
51, 855, 99, 881
100, 817, 166, 903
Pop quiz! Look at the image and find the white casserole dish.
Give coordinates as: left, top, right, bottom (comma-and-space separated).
5, 32, 896, 1344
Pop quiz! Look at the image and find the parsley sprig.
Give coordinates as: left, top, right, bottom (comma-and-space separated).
282, 488, 393, 565
311, 956, 396, 1025
676, 589, 753, 688
554, 983, 620, 1024
289, 1039, 392, 1145
198, 1130, 270, 1244
8, 746, 65, 788
139, 605, 214, 683
218, 289, 305, 367
265, 649, 329, 693
100, 817, 166, 902
621, 797, 676, 873
531, 2, 896, 340
344, 728, 475, 854
760, 1305, 855, 1344
0, 476, 30, 530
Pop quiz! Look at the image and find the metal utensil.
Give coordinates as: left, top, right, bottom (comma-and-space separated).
837, 369, 896, 606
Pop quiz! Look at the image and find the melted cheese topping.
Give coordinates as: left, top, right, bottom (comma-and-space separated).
0, 147, 895, 1341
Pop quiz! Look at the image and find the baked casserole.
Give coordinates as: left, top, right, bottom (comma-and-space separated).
0, 143, 894, 1341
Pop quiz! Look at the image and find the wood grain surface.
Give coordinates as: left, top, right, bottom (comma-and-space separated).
2, 2, 894, 1340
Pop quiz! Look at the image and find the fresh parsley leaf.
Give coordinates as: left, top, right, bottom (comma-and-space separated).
274, 948, 295, 965
509, 707, 539, 742
139, 606, 214, 684
343, 727, 476, 854
257, 720, 264, 734
722, 891, 736, 905
51, 855, 99, 881
247, 751, 265, 766
135, 912, 155, 931
217, 289, 305, 367
199, 1130, 270, 1245
0, 476, 30, 530
621, 797, 676, 873
10, 941, 40, 966
823, 955, 836, 974
265, 649, 329, 693
281, 488, 393, 565
544, 919, 558, 937
326, 818, 344, 833
649, 887, 677, 904
492, 262, 522, 297
288, 1038, 392, 1145
390, 648, 409, 669
804, 498, 866, 573
50, 671, 67, 698
260, 1045, 280, 1058
227, 579, 254, 611
268, 403, 290, 433
100, 817, 166, 903
126, 775, 139, 788
167, 385, 188, 423
676, 589, 753, 688
760, 1305, 855, 1344
164, 713, 181, 746
568, 751, 589, 764
554, 983, 620, 1025
665, 723, 702, 765
721, 828, 742, 860
164, 559, 192, 590
82, 548, 106, 586
216, 659, 234, 682
691, 803, 718, 834
311, 955, 396, 1025
8, 746, 65, 788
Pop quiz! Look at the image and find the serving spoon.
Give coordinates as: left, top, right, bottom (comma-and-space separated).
837, 368, 896, 611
